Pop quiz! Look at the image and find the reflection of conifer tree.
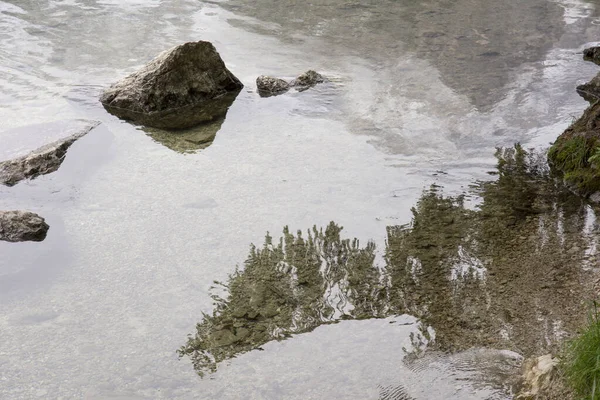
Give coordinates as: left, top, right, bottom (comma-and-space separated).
475, 145, 591, 354
384, 189, 480, 351
384, 146, 592, 355
180, 147, 596, 377
179, 222, 382, 376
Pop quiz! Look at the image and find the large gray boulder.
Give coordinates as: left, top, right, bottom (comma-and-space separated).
100, 41, 243, 130
0, 121, 100, 186
0, 211, 49, 242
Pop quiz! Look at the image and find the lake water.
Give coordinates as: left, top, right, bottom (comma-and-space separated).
1, 0, 600, 398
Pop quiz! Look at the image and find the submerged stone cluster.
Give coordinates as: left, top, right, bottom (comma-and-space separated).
256, 70, 325, 97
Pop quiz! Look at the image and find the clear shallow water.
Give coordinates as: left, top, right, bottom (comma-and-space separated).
1, 0, 600, 398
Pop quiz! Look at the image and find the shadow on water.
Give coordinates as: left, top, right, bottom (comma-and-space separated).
180, 145, 599, 383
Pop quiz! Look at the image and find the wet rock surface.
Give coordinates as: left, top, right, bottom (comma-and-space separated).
256, 76, 290, 97
516, 355, 572, 400
256, 70, 325, 97
576, 74, 600, 102
100, 41, 243, 129
0, 211, 49, 242
583, 46, 600, 66
574, 46, 600, 102
0, 121, 100, 186
290, 70, 324, 91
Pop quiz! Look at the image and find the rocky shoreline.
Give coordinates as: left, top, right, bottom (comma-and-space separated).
548, 46, 600, 203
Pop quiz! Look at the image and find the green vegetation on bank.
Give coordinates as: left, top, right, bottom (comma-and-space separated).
548, 102, 600, 197
562, 303, 600, 400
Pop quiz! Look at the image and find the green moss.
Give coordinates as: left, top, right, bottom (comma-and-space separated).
564, 169, 600, 194
548, 135, 600, 196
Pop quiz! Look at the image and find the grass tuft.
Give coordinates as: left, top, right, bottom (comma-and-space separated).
563, 301, 600, 399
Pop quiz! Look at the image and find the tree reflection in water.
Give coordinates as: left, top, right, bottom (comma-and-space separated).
180, 146, 598, 377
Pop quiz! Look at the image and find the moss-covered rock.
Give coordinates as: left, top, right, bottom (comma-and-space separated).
548, 101, 600, 199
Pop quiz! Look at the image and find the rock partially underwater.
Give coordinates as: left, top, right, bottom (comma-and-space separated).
0, 120, 100, 186
255, 76, 290, 97
577, 46, 600, 102
256, 70, 325, 97
576, 74, 600, 103
516, 355, 571, 399
290, 70, 325, 90
0, 211, 49, 242
100, 41, 243, 130
583, 46, 600, 66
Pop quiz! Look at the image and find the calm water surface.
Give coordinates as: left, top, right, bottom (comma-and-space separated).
1, 0, 600, 398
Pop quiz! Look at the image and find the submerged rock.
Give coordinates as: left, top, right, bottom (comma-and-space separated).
290, 70, 325, 91
256, 70, 325, 97
256, 76, 290, 97
0, 211, 49, 242
516, 355, 571, 399
0, 121, 100, 186
583, 46, 600, 66
577, 47, 600, 102
100, 41, 243, 130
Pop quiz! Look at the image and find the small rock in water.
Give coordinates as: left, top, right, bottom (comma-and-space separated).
583, 46, 600, 66
290, 70, 325, 91
576, 73, 600, 102
0, 121, 100, 186
0, 210, 49, 242
516, 354, 561, 399
256, 76, 290, 97
576, 47, 600, 102
100, 41, 243, 129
